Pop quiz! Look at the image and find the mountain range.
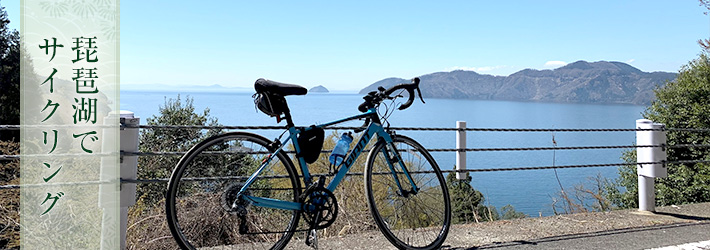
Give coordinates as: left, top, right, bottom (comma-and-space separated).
360, 61, 677, 105
121, 83, 252, 92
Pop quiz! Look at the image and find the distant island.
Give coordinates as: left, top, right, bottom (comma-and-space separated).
360, 60, 677, 105
309, 85, 329, 93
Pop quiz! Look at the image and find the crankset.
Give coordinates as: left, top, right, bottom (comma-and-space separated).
302, 186, 338, 248
302, 186, 338, 230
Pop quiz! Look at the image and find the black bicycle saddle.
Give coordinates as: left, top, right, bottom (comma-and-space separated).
254, 78, 308, 96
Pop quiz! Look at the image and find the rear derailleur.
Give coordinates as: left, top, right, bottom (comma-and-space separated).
219, 182, 251, 234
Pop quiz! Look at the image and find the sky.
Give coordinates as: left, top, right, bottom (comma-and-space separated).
3, 1, 710, 91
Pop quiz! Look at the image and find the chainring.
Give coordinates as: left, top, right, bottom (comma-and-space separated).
302, 187, 338, 230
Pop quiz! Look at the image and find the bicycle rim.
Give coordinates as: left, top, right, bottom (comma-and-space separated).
365, 135, 451, 250
166, 132, 302, 250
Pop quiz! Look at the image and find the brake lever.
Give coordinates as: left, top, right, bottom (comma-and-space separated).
397, 88, 416, 110
396, 77, 423, 110
416, 87, 425, 104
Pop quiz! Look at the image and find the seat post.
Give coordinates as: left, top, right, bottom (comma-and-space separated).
283, 111, 295, 128
282, 100, 295, 128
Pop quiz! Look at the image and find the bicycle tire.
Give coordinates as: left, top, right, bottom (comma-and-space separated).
166, 132, 302, 250
365, 135, 451, 250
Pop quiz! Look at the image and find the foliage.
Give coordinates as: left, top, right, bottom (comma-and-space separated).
0, 5, 21, 141
608, 53, 710, 208
0, 4, 38, 142
0, 5, 21, 247
552, 173, 615, 213
445, 171, 523, 222
499, 204, 526, 220
606, 151, 639, 209
126, 95, 223, 248
134, 95, 220, 210
446, 171, 483, 223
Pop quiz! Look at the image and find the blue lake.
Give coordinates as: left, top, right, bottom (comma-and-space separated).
120, 90, 646, 216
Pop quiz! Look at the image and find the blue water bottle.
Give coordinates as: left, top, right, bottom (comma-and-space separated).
329, 132, 353, 166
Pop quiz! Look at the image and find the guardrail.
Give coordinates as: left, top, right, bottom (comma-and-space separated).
3, 114, 710, 249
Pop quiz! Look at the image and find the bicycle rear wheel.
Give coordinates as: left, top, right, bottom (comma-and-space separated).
365, 135, 451, 250
166, 132, 302, 250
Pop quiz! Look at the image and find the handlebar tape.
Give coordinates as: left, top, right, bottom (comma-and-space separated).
384, 77, 421, 110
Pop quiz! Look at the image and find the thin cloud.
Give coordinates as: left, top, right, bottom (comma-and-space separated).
626, 59, 635, 64
447, 65, 506, 72
543, 61, 567, 68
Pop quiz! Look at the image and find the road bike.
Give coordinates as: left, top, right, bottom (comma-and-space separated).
165, 77, 451, 249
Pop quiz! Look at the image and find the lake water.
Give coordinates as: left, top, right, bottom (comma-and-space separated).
120, 90, 646, 216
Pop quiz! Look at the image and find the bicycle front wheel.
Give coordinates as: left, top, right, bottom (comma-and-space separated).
166, 132, 302, 250
365, 135, 451, 250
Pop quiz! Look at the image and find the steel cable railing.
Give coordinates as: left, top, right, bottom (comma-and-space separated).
112, 124, 710, 132
2, 124, 710, 189
5, 123, 710, 132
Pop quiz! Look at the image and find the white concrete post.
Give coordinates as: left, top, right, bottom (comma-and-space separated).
100, 112, 120, 250
636, 119, 667, 212
119, 111, 140, 249
456, 121, 467, 180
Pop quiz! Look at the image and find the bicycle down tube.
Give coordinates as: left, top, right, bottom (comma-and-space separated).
238, 109, 419, 211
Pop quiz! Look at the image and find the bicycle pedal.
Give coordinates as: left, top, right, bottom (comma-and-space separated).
317, 175, 326, 187
238, 214, 248, 234
305, 229, 318, 249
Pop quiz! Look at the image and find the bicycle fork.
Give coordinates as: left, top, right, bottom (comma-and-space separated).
381, 140, 420, 197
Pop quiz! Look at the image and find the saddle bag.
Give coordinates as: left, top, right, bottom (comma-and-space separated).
297, 126, 325, 164
253, 92, 287, 117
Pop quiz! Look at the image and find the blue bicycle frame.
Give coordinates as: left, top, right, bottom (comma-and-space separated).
237, 108, 420, 211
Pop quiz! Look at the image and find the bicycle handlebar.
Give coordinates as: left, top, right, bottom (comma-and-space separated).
358, 77, 425, 113
384, 77, 424, 110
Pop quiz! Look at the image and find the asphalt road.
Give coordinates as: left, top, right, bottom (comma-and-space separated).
285, 202, 710, 250
466, 222, 710, 250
